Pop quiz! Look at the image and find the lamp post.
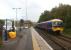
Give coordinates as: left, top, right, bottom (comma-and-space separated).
13, 8, 21, 26
25, 0, 28, 20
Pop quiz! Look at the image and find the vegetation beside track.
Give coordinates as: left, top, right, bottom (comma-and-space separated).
64, 29, 71, 37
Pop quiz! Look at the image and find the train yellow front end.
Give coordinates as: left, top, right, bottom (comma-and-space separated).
50, 19, 64, 34
52, 26, 63, 33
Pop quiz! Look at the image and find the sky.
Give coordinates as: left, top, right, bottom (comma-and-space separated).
0, 0, 71, 22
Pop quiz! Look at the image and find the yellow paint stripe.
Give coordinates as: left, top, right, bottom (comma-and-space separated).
32, 33, 41, 50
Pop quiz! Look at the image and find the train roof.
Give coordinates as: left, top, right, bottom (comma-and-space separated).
38, 21, 51, 24
37, 19, 63, 25
50, 19, 63, 22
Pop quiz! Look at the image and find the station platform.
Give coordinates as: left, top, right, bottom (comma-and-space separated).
31, 27, 53, 50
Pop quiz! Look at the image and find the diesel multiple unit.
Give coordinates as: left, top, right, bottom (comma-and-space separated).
37, 19, 64, 34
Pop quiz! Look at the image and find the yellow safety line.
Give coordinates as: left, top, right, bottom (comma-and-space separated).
32, 33, 41, 50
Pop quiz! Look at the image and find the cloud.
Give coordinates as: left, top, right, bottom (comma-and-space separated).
0, 0, 71, 22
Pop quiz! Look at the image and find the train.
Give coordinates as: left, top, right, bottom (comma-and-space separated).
37, 19, 64, 34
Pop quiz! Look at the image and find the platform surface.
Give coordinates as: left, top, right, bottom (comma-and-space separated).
0, 27, 53, 50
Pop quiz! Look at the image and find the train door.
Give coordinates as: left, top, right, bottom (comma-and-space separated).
47, 22, 52, 32
47, 22, 52, 29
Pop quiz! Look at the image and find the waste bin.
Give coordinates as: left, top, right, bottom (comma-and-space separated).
8, 31, 16, 39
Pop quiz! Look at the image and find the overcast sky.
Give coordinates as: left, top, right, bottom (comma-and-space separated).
0, 0, 71, 22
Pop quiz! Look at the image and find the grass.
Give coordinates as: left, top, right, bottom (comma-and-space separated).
64, 28, 71, 37
0, 36, 3, 48
0, 45, 4, 48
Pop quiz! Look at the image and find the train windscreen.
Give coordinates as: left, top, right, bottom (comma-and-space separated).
52, 22, 63, 27
57, 22, 63, 26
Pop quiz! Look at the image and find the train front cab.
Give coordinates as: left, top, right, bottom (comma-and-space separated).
52, 20, 64, 35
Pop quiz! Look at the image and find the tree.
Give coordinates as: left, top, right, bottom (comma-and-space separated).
0, 19, 5, 26
38, 10, 51, 22
51, 4, 71, 28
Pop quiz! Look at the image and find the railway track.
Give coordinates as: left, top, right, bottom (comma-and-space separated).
35, 28, 65, 50
35, 28, 71, 50
57, 35, 71, 43
48, 34, 71, 50
60, 34, 71, 39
